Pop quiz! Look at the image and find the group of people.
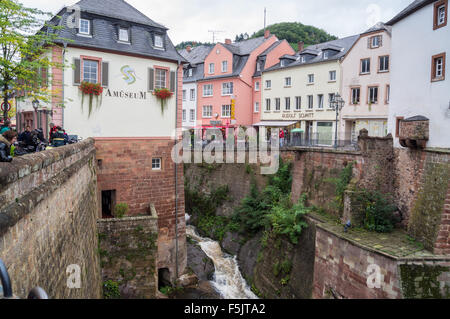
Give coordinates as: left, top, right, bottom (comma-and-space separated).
0, 120, 74, 163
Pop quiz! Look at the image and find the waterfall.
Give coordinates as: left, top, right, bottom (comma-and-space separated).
186, 225, 258, 299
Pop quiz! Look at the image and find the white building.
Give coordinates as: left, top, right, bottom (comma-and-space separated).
387, 0, 450, 148
178, 45, 213, 131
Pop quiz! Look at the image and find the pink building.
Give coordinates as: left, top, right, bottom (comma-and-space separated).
196, 32, 295, 131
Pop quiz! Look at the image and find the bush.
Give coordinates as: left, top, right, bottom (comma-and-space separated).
267, 194, 310, 245
103, 280, 120, 299
113, 203, 129, 218
355, 190, 397, 233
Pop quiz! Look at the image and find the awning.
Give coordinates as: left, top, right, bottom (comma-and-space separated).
253, 121, 298, 127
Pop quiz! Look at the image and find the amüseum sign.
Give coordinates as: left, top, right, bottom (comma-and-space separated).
104, 89, 147, 100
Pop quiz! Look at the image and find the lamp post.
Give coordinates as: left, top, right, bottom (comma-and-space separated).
331, 93, 345, 149
32, 99, 39, 130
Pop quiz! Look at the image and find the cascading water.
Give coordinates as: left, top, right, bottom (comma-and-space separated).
186, 224, 258, 299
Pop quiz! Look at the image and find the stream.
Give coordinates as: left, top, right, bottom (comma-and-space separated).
185, 220, 258, 299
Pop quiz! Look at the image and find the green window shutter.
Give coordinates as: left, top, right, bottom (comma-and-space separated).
170, 70, 176, 92
74, 58, 81, 85
101, 62, 109, 87
148, 68, 154, 92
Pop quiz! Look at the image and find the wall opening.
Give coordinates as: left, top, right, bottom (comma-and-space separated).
101, 190, 116, 218
158, 268, 171, 289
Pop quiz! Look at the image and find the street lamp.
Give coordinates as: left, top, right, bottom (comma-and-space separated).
331, 93, 345, 149
32, 99, 40, 130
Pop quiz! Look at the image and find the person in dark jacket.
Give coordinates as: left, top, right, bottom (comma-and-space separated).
0, 130, 18, 162
18, 125, 33, 144
51, 126, 68, 147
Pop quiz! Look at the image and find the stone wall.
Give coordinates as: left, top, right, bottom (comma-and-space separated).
97, 215, 158, 299
313, 225, 450, 299
0, 139, 102, 299
95, 138, 186, 282
395, 148, 450, 253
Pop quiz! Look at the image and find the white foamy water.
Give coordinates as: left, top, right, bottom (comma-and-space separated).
186, 225, 258, 299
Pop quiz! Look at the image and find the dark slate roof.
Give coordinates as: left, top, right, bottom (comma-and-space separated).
404, 115, 429, 121
179, 45, 213, 65
362, 22, 392, 35
264, 35, 359, 73
46, 0, 186, 63
222, 36, 274, 56
386, 0, 436, 25
75, 0, 167, 29
183, 63, 206, 83
197, 55, 249, 82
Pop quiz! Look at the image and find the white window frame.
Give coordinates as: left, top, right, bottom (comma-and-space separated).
222, 82, 233, 96
386, 85, 390, 104
188, 69, 193, 77
265, 80, 272, 89
275, 98, 281, 111
285, 97, 291, 110
182, 109, 186, 121
351, 88, 360, 105
285, 77, 292, 87
361, 59, 371, 74
83, 59, 99, 84
222, 105, 231, 118
436, 57, 444, 77
318, 94, 324, 109
255, 81, 260, 91
438, 4, 446, 25
154, 35, 164, 48
79, 19, 90, 35
256, 62, 261, 72
203, 84, 213, 97
209, 63, 215, 74
308, 74, 314, 84
222, 61, 228, 73
254, 102, 259, 113
371, 35, 381, 48
368, 87, 379, 104
203, 105, 213, 118
329, 70, 336, 82
155, 68, 167, 89
308, 95, 314, 109
182, 90, 186, 101
295, 96, 301, 110
119, 27, 129, 42
328, 93, 336, 108
152, 158, 162, 170
190, 89, 195, 101
266, 98, 271, 111
379, 56, 389, 72
190, 109, 195, 122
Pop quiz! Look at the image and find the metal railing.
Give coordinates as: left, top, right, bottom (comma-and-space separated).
0, 258, 48, 299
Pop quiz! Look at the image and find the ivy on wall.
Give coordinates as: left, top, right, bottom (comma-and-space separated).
400, 264, 450, 299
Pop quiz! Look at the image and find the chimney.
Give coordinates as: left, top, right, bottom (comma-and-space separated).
264, 29, 270, 39
298, 41, 304, 52
225, 39, 232, 45
186, 45, 192, 53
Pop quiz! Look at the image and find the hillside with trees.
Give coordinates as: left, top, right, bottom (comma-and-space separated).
176, 41, 213, 50
249, 22, 338, 50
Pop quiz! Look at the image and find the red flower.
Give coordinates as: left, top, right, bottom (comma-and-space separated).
80, 81, 103, 96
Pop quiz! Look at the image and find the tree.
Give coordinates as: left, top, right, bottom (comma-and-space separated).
251, 22, 338, 51
0, 0, 65, 120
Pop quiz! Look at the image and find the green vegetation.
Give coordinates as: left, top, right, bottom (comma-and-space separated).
103, 280, 120, 299
326, 162, 354, 212
233, 159, 309, 245
355, 190, 398, 233
113, 203, 129, 218
159, 285, 184, 297
175, 41, 213, 50
251, 22, 338, 50
400, 264, 450, 299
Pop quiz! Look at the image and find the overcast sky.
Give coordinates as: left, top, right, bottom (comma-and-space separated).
19, 0, 413, 44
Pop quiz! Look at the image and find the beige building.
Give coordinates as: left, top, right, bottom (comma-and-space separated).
260, 35, 359, 146
340, 23, 392, 142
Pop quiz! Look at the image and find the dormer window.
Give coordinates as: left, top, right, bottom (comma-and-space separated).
154, 35, 164, 48
79, 19, 90, 35
301, 56, 306, 63
119, 27, 129, 42
323, 51, 329, 59
188, 69, 193, 77
256, 62, 261, 72
369, 35, 382, 49
280, 60, 286, 67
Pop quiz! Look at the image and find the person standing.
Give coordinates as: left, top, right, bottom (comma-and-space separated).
0, 120, 11, 134
279, 128, 285, 148
0, 130, 18, 162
